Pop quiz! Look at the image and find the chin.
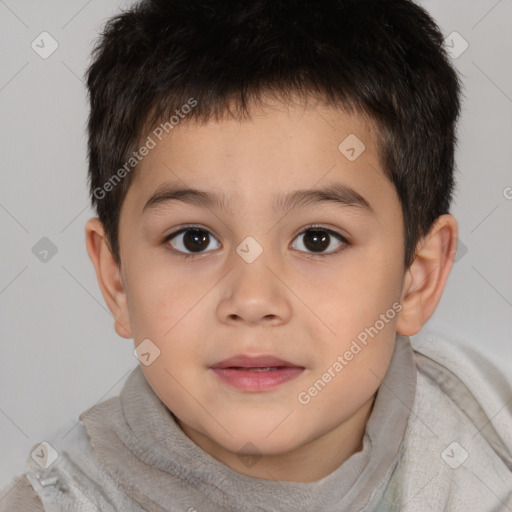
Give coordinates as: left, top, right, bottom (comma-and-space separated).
203, 417, 310, 456
227, 433, 303, 458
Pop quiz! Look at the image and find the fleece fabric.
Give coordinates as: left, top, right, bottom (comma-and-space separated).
1, 332, 511, 511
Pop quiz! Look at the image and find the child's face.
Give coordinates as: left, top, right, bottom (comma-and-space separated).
114, 96, 409, 478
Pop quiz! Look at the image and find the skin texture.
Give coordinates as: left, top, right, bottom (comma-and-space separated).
85, 95, 458, 483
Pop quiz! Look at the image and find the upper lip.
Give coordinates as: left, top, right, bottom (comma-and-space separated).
210, 355, 303, 369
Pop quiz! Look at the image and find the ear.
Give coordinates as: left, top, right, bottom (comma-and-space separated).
396, 214, 458, 337
85, 217, 133, 339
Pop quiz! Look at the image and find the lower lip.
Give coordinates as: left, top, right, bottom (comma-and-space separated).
211, 367, 304, 391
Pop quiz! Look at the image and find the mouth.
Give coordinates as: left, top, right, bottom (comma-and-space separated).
210, 355, 305, 392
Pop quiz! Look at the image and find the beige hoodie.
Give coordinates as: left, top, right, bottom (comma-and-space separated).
1, 332, 511, 511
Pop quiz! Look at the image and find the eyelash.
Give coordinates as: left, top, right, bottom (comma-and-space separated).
162, 224, 349, 260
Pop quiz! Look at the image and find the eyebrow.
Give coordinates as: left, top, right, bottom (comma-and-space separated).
142, 181, 375, 216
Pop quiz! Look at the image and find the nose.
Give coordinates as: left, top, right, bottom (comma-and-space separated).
216, 247, 293, 327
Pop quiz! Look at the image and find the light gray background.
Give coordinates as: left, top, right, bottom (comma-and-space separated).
1, 0, 511, 490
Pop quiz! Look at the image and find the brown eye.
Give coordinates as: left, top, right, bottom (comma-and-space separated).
167, 228, 220, 254
291, 228, 347, 255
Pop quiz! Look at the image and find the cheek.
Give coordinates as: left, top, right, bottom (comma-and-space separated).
310, 254, 402, 376
324, 257, 401, 330
126, 275, 212, 381
125, 260, 201, 342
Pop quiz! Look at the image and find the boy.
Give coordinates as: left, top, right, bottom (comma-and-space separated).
1, 0, 511, 510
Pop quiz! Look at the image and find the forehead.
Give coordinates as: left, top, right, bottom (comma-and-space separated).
123, 96, 399, 223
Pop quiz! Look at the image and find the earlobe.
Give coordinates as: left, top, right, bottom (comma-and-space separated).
85, 218, 133, 339
396, 214, 458, 337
